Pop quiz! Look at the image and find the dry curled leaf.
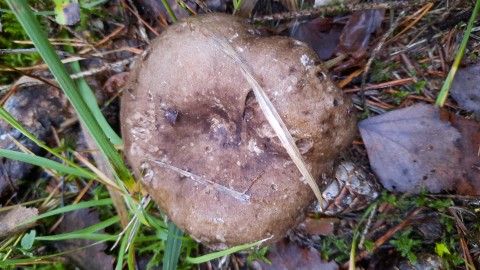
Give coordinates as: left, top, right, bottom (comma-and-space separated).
450, 64, 480, 113
0, 206, 38, 238
359, 104, 479, 194
291, 18, 343, 60
336, 9, 384, 59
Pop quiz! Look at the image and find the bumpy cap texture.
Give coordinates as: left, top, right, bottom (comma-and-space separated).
121, 13, 356, 250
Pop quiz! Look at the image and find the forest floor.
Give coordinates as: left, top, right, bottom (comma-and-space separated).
0, 0, 479, 269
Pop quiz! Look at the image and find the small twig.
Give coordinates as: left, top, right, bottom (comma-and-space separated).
343, 207, 424, 268
389, 33, 442, 56
387, 2, 434, 43
122, 0, 157, 39
80, 126, 130, 229
0, 48, 71, 56
338, 67, 364, 88
94, 24, 126, 47
147, 0, 170, 29
72, 151, 123, 192
449, 207, 476, 269
343, 78, 414, 93
242, 171, 265, 194
0, 58, 133, 95
251, 0, 436, 22
31, 6, 100, 55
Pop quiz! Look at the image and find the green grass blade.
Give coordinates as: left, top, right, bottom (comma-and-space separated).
161, 0, 177, 22
435, 0, 480, 107
35, 215, 120, 241
163, 221, 184, 270
115, 225, 131, 270
348, 202, 378, 270
35, 215, 119, 241
0, 106, 96, 179
17, 198, 113, 226
127, 220, 143, 270
0, 239, 112, 267
36, 233, 117, 241
65, 42, 122, 145
5, 0, 135, 189
75, 73, 122, 145
0, 149, 93, 179
186, 238, 270, 264
143, 209, 167, 234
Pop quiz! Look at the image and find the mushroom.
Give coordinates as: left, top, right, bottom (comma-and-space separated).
121, 13, 356, 250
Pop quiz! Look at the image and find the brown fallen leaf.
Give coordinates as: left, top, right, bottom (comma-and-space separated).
291, 9, 383, 64
0, 79, 68, 198
440, 111, 480, 195
450, 64, 480, 113
290, 17, 343, 60
0, 206, 38, 238
335, 9, 384, 59
253, 239, 338, 270
359, 103, 479, 194
54, 208, 114, 270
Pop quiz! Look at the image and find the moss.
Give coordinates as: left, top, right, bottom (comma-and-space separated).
0, 15, 36, 83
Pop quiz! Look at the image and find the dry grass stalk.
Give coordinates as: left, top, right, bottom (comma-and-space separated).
207, 30, 327, 209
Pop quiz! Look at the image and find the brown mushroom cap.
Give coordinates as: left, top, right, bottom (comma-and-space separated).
121, 13, 356, 250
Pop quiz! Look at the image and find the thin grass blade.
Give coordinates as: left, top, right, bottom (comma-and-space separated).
0, 239, 112, 267
436, 0, 480, 107
66, 46, 122, 144
161, 0, 177, 22
36, 215, 120, 241
0, 107, 96, 178
186, 237, 272, 264
35, 233, 117, 241
5, 0, 135, 189
115, 224, 131, 270
207, 31, 326, 208
163, 221, 184, 270
17, 198, 113, 226
0, 149, 93, 179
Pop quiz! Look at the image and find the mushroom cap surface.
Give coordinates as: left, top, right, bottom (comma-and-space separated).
121, 13, 356, 250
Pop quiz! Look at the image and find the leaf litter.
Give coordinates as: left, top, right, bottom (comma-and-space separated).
0, 81, 69, 197
252, 239, 338, 270
0, 206, 38, 238
450, 63, 480, 113
359, 103, 480, 195
290, 8, 384, 69
2, 0, 480, 269
54, 208, 114, 270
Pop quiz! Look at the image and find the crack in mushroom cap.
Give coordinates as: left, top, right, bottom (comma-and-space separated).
121, 13, 356, 250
